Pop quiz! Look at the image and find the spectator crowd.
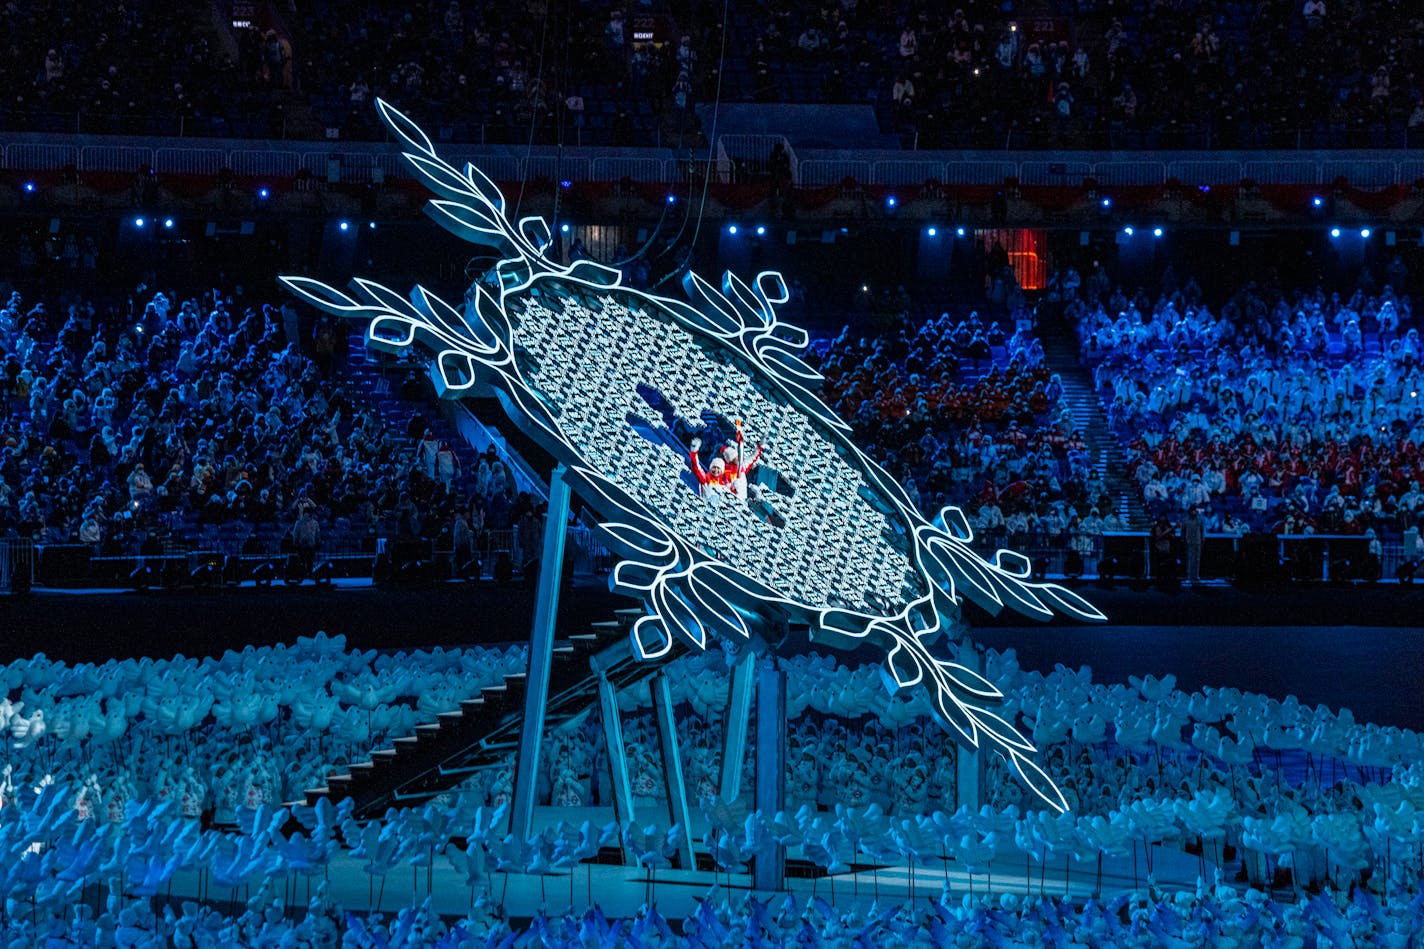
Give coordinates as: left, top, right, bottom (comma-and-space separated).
0, 283, 543, 572
0, 0, 293, 137
812, 276, 1121, 561
806, 250, 1423, 578
295, 0, 675, 145
733, 0, 1424, 148
5, 0, 1423, 149
4, 237, 1422, 585
1072, 269, 1423, 550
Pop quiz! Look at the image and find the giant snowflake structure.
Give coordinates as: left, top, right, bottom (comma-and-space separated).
282, 100, 1105, 813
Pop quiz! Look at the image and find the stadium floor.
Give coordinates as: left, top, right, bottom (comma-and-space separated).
4, 580, 1419, 729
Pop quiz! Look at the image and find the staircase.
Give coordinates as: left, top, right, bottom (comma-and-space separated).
303, 607, 671, 818
272, 88, 328, 141
342, 333, 486, 502
459, 395, 556, 492
1035, 319, 1148, 528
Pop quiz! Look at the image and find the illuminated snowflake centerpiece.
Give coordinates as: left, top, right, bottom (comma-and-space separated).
282, 100, 1105, 812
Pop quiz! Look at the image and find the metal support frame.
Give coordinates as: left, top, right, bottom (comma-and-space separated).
753, 657, 786, 891
955, 640, 986, 812
718, 649, 757, 803
650, 673, 696, 869
509, 465, 571, 844
596, 672, 637, 834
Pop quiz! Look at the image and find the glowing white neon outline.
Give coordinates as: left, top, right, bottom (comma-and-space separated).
280, 99, 1105, 813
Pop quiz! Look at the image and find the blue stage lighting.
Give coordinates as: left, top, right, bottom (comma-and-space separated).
926, 227, 937, 237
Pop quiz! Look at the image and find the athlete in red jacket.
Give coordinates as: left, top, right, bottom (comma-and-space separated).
690, 425, 764, 497
689, 439, 733, 490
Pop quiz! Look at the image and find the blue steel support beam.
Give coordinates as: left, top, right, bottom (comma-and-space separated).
753, 657, 786, 891
650, 673, 696, 869
719, 648, 757, 803
955, 640, 985, 812
596, 672, 637, 851
510, 464, 571, 844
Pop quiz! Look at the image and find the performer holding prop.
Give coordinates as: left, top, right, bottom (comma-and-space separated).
689, 420, 763, 498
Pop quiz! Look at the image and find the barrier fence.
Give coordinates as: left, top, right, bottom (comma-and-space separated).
0, 539, 33, 593
27, 525, 611, 589
7, 139, 1424, 190
19, 528, 1413, 591
969, 532, 1411, 584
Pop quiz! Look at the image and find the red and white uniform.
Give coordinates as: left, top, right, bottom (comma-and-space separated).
692, 428, 763, 497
